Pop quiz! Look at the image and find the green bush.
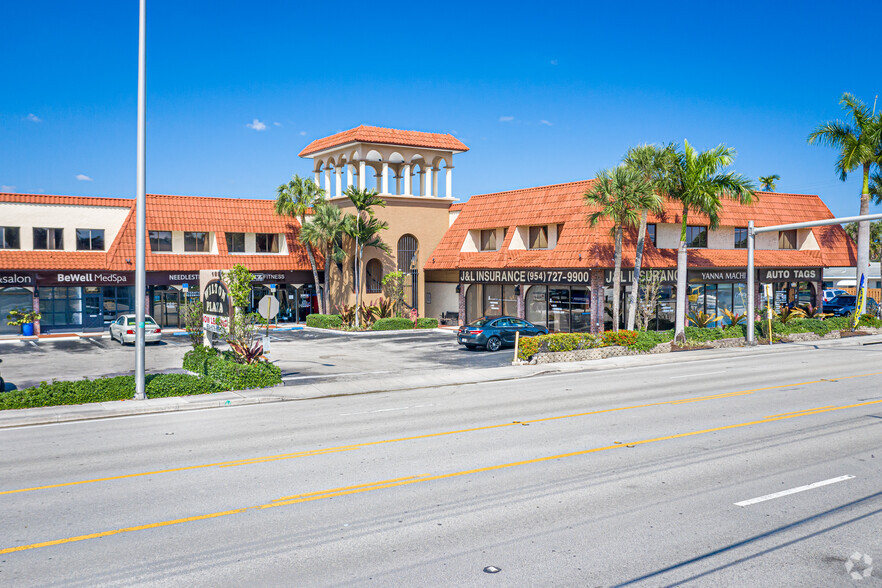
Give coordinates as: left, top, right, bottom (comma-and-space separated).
416, 317, 439, 329
0, 373, 222, 411
205, 356, 282, 390
633, 330, 667, 351
371, 317, 415, 331
306, 314, 343, 329
183, 345, 219, 374
858, 314, 882, 328
823, 316, 850, 330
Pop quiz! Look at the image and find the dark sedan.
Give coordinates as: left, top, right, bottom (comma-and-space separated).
823, 295, 879, 317
457, 316, 549, 351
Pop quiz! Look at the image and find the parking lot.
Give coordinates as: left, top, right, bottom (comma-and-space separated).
0, 328, 514, 391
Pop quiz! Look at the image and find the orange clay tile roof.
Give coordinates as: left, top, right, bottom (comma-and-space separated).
0, 192, 319, 272
449, 203, 466, 211
425, 181, 856, 271
299, 125, 469, 157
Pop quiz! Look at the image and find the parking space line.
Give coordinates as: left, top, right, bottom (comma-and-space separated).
734, 475, 855, 507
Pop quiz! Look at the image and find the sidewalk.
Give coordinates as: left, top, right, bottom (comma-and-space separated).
2, 333, 880, 429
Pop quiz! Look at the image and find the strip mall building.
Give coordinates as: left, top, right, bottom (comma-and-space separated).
0, 126, 858, 336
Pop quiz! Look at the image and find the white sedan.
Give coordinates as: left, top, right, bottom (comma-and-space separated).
109, 314, 163, 345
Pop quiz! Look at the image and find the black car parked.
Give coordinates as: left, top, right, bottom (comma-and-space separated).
823, 295, 879, 317
457, 316, 549, 351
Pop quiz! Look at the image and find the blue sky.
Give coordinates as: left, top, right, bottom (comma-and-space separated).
1, 0, 880, 217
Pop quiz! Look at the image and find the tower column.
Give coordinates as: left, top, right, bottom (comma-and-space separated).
403, 164, 412, 196
324, 168, 331, 196
419, 169, 426, 197
425, 167, 433, 197
358, 160, 366, 190
446, 165, 454, 198
346, 164, 353, 190
394, 172, 402, 195
432, 167, 439, 198
381, 162, 389, 194
335, 167, 342, 197
314, 170, 320, 186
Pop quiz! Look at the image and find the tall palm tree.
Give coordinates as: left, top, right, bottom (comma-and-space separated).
758, 174, 780, 191
300, 200, 353, 314
585, 166, 656, 331
669, 141, 756, 343
343, 186, 390, 327
622, 143, 673, 330
845, 221, 882, 262
276, 175, 325, 313
809, 92, 882, 316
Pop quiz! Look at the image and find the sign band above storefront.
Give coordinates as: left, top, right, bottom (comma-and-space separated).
603, 267, 823, 286
459, 269, 592, 285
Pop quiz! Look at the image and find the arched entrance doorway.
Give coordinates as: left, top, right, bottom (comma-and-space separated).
397, 234, 419, 309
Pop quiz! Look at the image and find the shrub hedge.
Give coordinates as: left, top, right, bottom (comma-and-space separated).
371, 317, 415, 331
306, 314, 343, 329
0, 373, 222, 411
205, 356, 281, 390
183, 345, 219, 374
416, 317, 439, 329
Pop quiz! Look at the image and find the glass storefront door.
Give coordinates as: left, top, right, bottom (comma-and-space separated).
39, 287, 84, 332
548, 288, 571, 332
82, 287, 104, 331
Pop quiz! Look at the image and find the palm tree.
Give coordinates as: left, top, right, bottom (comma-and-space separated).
343, 186, 390, 327
300, 200, 353, 314
758, 174, 780, 192
669, 141, 756, 343
845, 221, 882, 262
276, 175, 325, 313
622, 143, 673, 330
585, 166, 656, 331
809, 92, 882, 316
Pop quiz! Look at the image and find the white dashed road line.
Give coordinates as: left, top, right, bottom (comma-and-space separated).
734, 475, 855, 507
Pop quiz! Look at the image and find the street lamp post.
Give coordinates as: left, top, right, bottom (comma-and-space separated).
134, 0, 147, 399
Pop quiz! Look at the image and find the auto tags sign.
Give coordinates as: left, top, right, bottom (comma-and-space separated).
202, 279, 231, 333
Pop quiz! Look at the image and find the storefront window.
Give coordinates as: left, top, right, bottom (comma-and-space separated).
778, 230, 797, 250
657, 285, 676, 330
483, 284, 502, 316
529, 226, 549, 249
465, 284, 480, 323
571, 288, 591, 332
502, 284, 518, 317
0, 287, 33, 335
39, 287, 83, 327
185, 231, 210, 252
33, 227, 64, 250
149, 231, 172, 252
526, 285, 547, 328
1, 226, 21, 249
256, 233, 280, 253
76, 229, 104, 250
548, 288, 570, 332
480, 230, 497, 251
226, 233, 245, 253
102, 286, 134, 322
734, 228, 748, 249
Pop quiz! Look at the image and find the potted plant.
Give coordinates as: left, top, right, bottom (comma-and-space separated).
6, 308, 41, 337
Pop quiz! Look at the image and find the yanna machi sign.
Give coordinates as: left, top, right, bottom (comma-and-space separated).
202, 279, 231, 334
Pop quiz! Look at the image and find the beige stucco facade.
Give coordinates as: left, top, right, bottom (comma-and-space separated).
325, 195, 453, 317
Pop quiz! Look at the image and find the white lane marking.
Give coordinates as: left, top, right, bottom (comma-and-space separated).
340, 404, 435, 416
669, 371, 726, 379
734, 475, 855, 507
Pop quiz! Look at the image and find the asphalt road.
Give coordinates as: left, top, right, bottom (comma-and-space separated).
1, 344, 881, 586
0, 328, 510, 390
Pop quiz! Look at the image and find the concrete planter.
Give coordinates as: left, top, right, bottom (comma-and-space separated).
529, 341, 671, 364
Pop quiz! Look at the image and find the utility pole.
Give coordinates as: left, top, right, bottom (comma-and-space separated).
134, 0, 147, 399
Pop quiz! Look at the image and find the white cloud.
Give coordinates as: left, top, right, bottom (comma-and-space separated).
273, 121, 281, 126
299, 131, 307, 136
540, 119, 553, 126
1, 185, 16, 192
76, 174, 93, 182
246, 119, 267, 131
26, 113, 42, 123
550, 59, 558, 66
498, 116, 514, 122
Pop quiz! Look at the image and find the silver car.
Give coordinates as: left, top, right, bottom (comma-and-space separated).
109, 314, 163, 345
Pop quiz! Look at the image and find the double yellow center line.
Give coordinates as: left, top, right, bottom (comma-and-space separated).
3, 394, 881, 555
3, 371, 881, 497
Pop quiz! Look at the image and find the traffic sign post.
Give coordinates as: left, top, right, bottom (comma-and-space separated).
257, 295, 280, 354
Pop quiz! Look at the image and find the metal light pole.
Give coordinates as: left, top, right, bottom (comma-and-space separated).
134, 0, 147, 399
745, 212, 882, 346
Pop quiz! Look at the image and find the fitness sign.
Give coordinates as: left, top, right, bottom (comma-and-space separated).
202, 279, 231, 334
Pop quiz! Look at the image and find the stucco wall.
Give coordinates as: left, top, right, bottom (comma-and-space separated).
0, 202, 130, 251
327, 195, 451, 317
425, 282, 458, 320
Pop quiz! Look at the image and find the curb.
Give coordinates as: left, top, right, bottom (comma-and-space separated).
2, 333, 881, 430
